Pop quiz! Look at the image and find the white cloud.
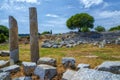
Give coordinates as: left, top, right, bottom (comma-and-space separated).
12, 0, 40, 4
80, 0, 103, 8
46, 14, 59, 18
40, 24, 54, 27
99, 11, 120, 18
47, 17, 66, 25
0, 0, 40, 10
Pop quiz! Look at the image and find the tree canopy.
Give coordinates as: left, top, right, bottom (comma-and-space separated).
0, 25, 9, 37
66, 13, 94, 32
95, 26, 106, 32
109, 25, 120, 31
0, 25, 9, 43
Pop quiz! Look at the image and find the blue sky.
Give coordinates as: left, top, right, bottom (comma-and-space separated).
0, 0, 120, 34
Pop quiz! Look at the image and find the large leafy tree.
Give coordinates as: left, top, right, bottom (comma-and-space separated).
95, 26, 106, 32
66, 13, 94, 32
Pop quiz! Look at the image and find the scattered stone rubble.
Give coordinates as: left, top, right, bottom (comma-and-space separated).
41, 31, 120, 48
0, 51, 10, 57
34, 64, 57, 80
0, 60, 9, 68
22, 62, 36, 76
96, 61, 120, 74
0, 72, 11, 80
62, 69, 76, 80
71, 68, 120, 80
77, 63, 90, 69
0, 65, 20, 73
37, 57, 56, 66
0, 58, 119, 80
13, 76, 32, 80
62, 57, 76, 69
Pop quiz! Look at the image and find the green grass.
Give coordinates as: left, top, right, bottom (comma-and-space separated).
0, 44, 9, 50
0, 43, 120, 68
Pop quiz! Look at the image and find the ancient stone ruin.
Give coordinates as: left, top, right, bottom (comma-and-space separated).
0, 7, 120, 80
9, 16, 19, 64
29, 7, 39, 63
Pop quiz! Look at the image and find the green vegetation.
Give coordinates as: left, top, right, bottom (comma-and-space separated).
109, 25, 120, 31
0, 43, 120, 68
95, 26, 106, 32
41, 31, 52, 35
66, 13, 94, 32
0, 25, 9, 43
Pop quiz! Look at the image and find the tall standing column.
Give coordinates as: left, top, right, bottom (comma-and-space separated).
29, 7, 39, 62
9, 16, 19, 64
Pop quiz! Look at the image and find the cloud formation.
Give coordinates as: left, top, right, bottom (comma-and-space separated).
80, 0, 103, 8
11, 0, 40, 4
99, 11, 120, 18
0, 0, 120, 33
46, 14, 59, 18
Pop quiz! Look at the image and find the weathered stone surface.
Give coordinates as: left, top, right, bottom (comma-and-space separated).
66, 44, 73, 48
62, 69, 76, 80
99, 41, 105, 48
0, 51, 9, 56
72, 68, 120, 80
52, 45, 59, 48
37, 57, 56, 66
22, 62, 36, 76
9, 16, 19, 63
40, 31, 120, 48
115, 39, 120, 45
34, 64, 57, 80
41, 43, 52, 48
77, 63, 90, 69
103, 39, 107, 45
29, 7, 39, 62
13, 76, 32, 80
96, 61, 120, 74
93, 41, 98, 46
62, 57, 75, 68
0, 72, 11, 80
0, 60, 9, 68
0, 65, 20, 73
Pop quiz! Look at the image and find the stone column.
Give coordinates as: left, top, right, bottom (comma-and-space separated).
29, 7, 39, 62
9, 16, 19, 64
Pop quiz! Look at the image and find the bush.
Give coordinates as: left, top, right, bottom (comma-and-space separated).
0, 33, 7, 43
109, 25, 120, 31
41, 31, 52, 35
95, 26, 105, 32
0, 25, 9, 43
0, 25, 9, 37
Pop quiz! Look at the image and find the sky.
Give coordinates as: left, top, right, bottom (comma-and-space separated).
0, 0, 120, 34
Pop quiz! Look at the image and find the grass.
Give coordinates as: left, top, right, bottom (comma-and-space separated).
0, 43, 120, 79
0, 43, 120, 68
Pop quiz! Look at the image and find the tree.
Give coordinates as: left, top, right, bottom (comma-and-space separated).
66, 13, 94, 32
41, 31, 51, 35
0, 25, 9, 43
95, 26, 106, 32
109, 25, 120, 31
0, 33, 6, 43
0, 25, 9, 37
